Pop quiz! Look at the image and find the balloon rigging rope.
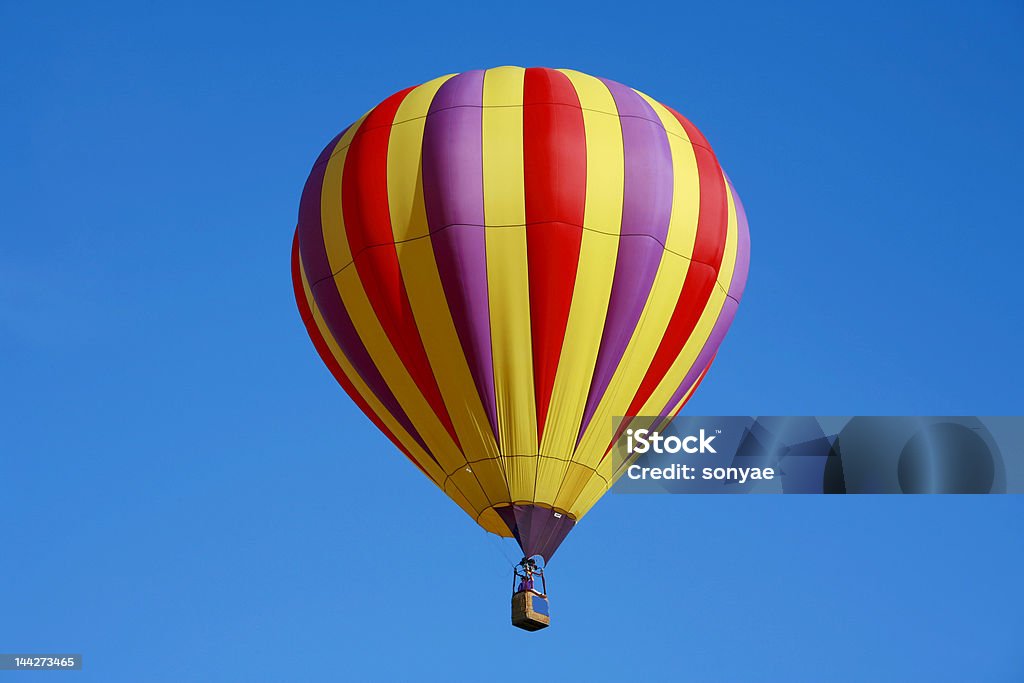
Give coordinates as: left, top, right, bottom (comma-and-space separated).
489, 533, 518, 570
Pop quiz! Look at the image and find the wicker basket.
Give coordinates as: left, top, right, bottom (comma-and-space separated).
511, 591, 551, 631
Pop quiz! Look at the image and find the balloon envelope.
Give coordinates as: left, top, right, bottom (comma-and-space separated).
292, 67, 750, 561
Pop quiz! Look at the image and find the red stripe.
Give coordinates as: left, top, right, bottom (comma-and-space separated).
342, 87, 462, 449
621, 107, 729, 420
523, 67, 586, 442
667, 107, 729, 268
290, 232, 430, 478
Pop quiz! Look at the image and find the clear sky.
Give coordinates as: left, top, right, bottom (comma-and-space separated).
2, 1, 1022, 681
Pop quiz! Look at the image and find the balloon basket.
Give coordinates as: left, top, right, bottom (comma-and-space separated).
511, 591, 550, 631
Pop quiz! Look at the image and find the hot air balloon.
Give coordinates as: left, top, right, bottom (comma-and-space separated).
291, 66, 750, 629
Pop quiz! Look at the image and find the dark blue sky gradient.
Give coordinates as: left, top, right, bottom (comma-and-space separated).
2, 2, 1022, 680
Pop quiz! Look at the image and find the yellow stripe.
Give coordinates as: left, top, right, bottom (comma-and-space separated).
536, 69, 624, 507
718, 176, 740, 294
634, 265, 727, 416
630, 174, 737, 418
386, 75, 509, 508
442, 477, 487, 524
299, 257, 447, 485
326, 266, 465, 473
637, 93, 702, 259
567, 109, 696, 476
571, 250, 692, 454
319, 114, 367, 272
569, 457, 614, 519
445, 466, 491, 515
315, 107, 468, 477
478, 507, 514, 538
613, 371, 708, 485
556, 70, 626, 232
481, 66, 538, 504
387, 75, 454, 242
631, 87, 694, 145
305, 254, 496, 520
567, 89, 723, 474
507, 84, 731, 519
545, 72, 692, 512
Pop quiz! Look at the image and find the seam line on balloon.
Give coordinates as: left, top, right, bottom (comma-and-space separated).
313, 248, 739, 312
308, 222, 739, 303
473, 504, 576, 526
438, 453, 609, 506
308, 104, 712, 175
446, 453, 608, 480
307, 230, 740, 474
476, 98, 509, 484
441, 475, 489, 521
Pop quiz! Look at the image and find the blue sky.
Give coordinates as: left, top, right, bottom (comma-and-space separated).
2, 1, 1022, 681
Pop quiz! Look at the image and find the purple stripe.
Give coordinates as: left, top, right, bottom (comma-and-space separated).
297, 130, 346, 285
725, 175, 751, 302
421, 71, 499, 440
297, 128, 435, 460
496, 504, 576, 562
576, 79, 675, 442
